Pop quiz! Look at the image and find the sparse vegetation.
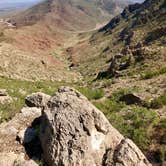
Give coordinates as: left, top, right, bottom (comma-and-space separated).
141, 67, 166, 79
0, 0, 165, 165
152, 118, 166, 163
0, 77, 105, 122
94, 98, 159, 151
0, 76, 68, 122
150, 91, 166, 109
77, 87, 104, 100
111, 87, 140, 101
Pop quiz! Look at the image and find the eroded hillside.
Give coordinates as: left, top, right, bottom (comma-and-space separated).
0, 0, 165, 165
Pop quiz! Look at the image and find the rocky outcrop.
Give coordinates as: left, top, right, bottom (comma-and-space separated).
0, 87, 152, 166
0, 107, 41, 166
25, 92, 51, 108
39, 86, 151, 166
111, 139, 151, 166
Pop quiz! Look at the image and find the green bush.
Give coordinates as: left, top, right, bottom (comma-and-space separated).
158, 147, 166, 164
111, 87, 139, 101
77, 87, 104, 100
94, 98, 159, 151
0, 101, 24, 123
124, 106, 159, 149
151, 91, 166, 109
94, 99, 125, 113
141, 67, 166, 79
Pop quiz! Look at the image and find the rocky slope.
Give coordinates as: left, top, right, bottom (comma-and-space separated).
0, 42, 79, 82
0, 0, 130, 82
0, 87, 151, 166
68, 0, 166, 77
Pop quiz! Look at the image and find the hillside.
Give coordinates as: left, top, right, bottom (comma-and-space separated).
69, 0, 166, 77
0, 0, 130, 82
10, 0, 129, 31
0, 0, 165, 165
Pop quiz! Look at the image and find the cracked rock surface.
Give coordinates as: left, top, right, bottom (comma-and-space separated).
39, 86, 151, 166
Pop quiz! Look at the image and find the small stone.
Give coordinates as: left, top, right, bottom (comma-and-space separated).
0, 89, 8, 96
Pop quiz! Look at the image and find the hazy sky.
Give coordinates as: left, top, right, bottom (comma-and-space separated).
0, 0, 144, 3
0, 0, 42, 4
0, 0, 40, 2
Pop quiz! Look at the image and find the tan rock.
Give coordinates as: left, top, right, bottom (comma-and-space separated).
39, 86, 151, 166
0, 152, 38, 166
25, 92, 51, 108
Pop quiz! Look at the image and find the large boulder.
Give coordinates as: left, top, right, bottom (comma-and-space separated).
119, 93, 146, 106
39, 86, 151, 166
0, 107, 42, 166
106, 139, 151, 166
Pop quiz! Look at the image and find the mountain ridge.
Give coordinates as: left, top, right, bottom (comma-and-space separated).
10, 0, 130, 31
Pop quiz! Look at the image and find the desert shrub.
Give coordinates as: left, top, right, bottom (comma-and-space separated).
94, 99, 125, 113
94, 98, 159, 150
151, 91, 166, 109
124, 106, 159, 150
158, 147, 166, 164
141, 67, 166, 79
111, 87, 139, 101
0, 100, 24, 123
77, 87, 104, 100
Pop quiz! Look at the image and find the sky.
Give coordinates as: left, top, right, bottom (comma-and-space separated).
0, 0, 41, 3
132, 0, 144, 2
0, 0, 144, 9
0, 0, 43, 6
0, 0, 144, 3
0, 0, 43, 8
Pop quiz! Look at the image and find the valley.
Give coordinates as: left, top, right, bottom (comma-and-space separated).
0, 0, 165, 166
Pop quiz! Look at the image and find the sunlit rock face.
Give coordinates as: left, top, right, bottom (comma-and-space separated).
39, 86, 151, 166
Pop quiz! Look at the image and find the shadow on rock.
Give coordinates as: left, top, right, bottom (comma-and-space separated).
16, 116, 45, 165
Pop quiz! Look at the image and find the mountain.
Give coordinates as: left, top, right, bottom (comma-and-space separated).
10, 0, 130, 31
0, 0, 130, 82
69, 0, 166, 77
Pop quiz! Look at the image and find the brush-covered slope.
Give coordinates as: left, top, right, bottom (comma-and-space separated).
10, 0, 130, 31
0, 0, 130, 82
70, 0, 166, 77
